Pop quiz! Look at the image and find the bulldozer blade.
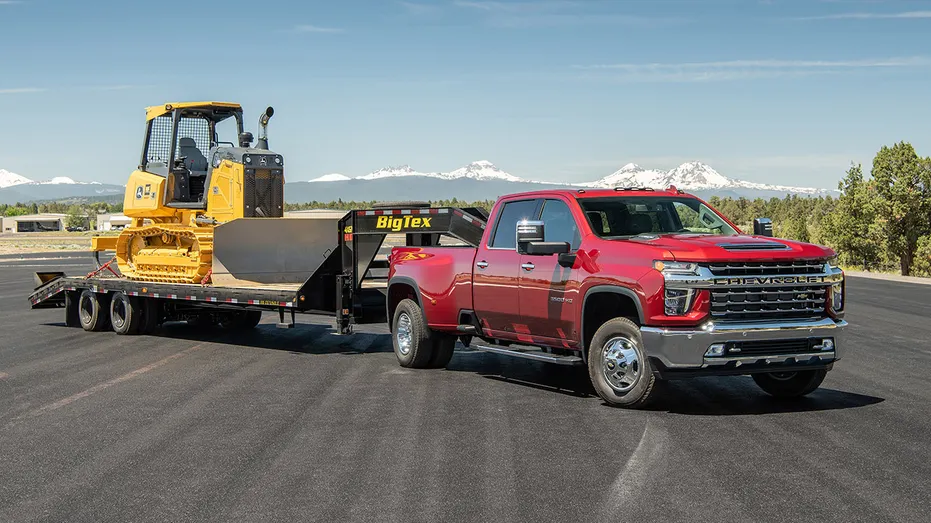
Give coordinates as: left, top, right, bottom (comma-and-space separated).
211, 215, 346, 288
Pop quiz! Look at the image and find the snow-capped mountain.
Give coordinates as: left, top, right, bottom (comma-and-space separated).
584, 161, 828, 195
355, 161, 524, 182
0, 169, 33, 188
308, 173, 352, 182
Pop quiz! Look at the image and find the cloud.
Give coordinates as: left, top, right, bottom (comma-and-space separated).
294, 24, 344, 33
571, 57, 931, 82
0, 88, 45, 94
796, 10, 931, 20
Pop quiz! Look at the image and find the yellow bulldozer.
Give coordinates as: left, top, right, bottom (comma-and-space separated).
93, 101, 286, 284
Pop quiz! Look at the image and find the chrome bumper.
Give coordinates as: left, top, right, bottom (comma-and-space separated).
640, 317, 847, 370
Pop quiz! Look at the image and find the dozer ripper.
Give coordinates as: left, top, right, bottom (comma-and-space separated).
96, 101, 285, 284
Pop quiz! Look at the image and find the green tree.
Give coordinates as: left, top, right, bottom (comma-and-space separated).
65, 205, 85, 229
869, 142, 931, 275
822, 163, 882, 270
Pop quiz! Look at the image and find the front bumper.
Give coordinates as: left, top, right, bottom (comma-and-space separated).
641, 317, 847, 377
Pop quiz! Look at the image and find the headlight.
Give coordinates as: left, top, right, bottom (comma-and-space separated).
826, 254, 840, 270
831, 281, 844, 311
664, 288, 695, 315
653, 260, 699, 275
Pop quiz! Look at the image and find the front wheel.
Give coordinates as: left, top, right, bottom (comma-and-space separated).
752, 369, 827, 398
587, 317, 661, 408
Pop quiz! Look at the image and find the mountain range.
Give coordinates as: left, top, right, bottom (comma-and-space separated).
0, 161, 839, 206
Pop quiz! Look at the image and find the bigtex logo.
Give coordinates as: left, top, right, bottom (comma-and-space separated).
375, 215, 433, 231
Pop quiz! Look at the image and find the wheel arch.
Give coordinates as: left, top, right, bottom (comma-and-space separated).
580, 285, 645, 363
387, 276, 424, 332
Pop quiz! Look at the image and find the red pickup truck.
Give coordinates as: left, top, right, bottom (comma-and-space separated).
386, 187, 847, 408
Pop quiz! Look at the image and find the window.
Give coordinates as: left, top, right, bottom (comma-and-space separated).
540, 199, 580, 249
490, 199, 538, 249
579, 196, 738, 237
143, 116, 211, 174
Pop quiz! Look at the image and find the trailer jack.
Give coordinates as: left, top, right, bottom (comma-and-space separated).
277, 307, 295, 329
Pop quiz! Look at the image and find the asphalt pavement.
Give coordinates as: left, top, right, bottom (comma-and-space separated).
1, 256, 929, 522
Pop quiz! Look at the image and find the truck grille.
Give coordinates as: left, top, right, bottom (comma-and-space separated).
708, 260, 826, 276
710, 285, 827, 321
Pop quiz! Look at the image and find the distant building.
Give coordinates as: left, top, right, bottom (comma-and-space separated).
96, 213, 132, 231
1, 214, 72, 233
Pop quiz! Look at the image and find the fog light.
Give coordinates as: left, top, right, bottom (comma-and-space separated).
705, 343, 726, 357
816, 338, 834, 351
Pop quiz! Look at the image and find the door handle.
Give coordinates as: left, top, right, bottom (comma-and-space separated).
476, 260, 488, 269
521, 263, 535, 272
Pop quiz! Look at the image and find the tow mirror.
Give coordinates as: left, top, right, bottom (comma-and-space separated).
517, 220, 571, 256
753, 217, 773, 237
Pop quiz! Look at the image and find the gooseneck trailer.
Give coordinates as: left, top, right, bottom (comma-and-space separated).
28, 204, 489, 336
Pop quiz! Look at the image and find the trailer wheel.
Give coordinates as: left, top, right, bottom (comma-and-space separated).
752, 370, 827, 399
110, 292, 142, 335
587, 317, 661, 409
64, 291, 81, 328
392, 298, 441, 368
138, 298, 160, 335
218, 310, 263, 330
78, 289, 111, 332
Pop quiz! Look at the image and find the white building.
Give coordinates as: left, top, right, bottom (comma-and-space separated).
96, 213, 132, 231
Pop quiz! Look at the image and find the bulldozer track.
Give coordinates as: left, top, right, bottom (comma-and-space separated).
115, 225, 215, 284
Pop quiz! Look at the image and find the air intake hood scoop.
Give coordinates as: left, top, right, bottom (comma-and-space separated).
715, 239, 791, 251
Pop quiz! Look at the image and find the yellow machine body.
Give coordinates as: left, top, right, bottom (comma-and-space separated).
99, 102, 284, 284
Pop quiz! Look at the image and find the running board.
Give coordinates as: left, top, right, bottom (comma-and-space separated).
471, 343, 584, 366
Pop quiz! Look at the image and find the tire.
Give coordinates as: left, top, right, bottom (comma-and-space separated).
587, 317, 661, 408
218, 310, 263, 330
64, 291, 81, 328
110, 292, 142, 335
371, 201, 431, 209
138, 298, 160, 335
427, 334, 456, 368
78, 289, 111, 332
392, 298, 440, 368
752, 370, 827, 399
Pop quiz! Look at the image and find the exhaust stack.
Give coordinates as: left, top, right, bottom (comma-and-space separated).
256, 106, 274, 150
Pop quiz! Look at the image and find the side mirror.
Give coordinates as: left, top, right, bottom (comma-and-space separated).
753, 217, 773, 237
517, 220, 571, 256
239, 132, 254, 147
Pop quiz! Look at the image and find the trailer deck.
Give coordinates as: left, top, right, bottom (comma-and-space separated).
27, 205, 488, 335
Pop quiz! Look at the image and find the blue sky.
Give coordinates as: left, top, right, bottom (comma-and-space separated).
1, 0, 930, 189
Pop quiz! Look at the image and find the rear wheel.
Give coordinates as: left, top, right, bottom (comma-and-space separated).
587, 317, 661, 409
218, 310, 263, 330
752, 370, 827, 398
110, 292, 142, 335
138, 298, 160, 335
78, 289, 111, 332
393, 298, 450, 368
64, 291, 81, 328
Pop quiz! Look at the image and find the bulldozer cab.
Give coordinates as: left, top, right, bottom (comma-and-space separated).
139, 102, 246, 208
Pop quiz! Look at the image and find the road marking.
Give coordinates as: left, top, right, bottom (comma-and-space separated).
0, 371, 9, 379
11, 344, 205, 422
599, 419, 668, 518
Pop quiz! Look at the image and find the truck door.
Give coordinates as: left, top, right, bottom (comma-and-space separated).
472, 198, 541, 340
518, 198, 582, 346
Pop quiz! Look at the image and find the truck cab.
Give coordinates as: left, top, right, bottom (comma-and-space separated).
387, 187, 846, 408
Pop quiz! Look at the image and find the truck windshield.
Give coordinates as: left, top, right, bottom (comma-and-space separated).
578, 196, 739, 237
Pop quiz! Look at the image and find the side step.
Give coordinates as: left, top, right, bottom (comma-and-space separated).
471, 343, 584, 366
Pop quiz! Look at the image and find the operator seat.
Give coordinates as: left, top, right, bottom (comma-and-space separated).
178, 137, 208, 173
177, 137, 209, 205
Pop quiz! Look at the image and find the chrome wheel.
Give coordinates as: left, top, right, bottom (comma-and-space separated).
602, 336, 641, 393
396, 312, 413, 355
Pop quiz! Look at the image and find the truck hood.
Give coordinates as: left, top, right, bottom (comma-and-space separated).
623, 233, 834, 262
